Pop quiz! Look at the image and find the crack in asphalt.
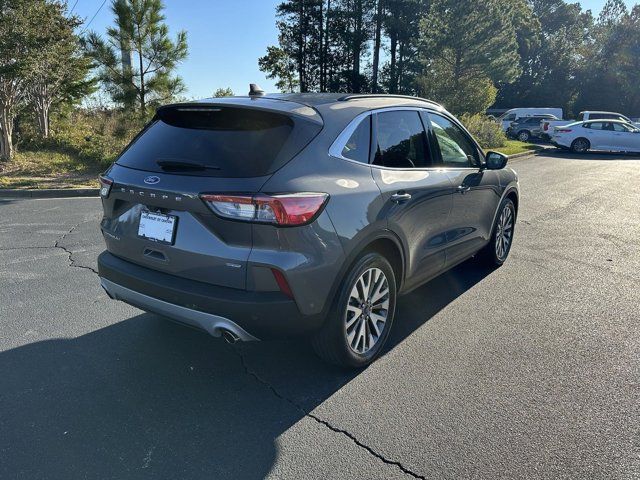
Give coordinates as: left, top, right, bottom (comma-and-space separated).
0, 246, 56, 251
54, 223, 99, 275
232, 346, 427, 480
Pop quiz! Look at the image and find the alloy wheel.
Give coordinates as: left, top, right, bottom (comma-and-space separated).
495, 205, 514, 261
344, 268, 390, 354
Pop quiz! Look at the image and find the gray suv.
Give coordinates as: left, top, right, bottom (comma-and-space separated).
98, 92, 519, 368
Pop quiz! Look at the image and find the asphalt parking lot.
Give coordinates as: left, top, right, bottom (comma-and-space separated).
1, 150, 639, 480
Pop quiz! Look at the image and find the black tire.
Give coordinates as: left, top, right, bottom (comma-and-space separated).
571, 137, 590, 153
477, 198, 516, 267
517, 130, 531, 142
312, 252, 397, 368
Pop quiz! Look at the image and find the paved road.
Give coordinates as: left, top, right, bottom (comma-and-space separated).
1, 151, 639, 480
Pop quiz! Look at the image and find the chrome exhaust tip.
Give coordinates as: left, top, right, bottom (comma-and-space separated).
221, 329, 240, 344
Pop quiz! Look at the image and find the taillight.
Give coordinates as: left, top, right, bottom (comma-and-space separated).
201, 193, 329, 226
557, 129, 572, 133
543, 123, 549, 131
99, 175, 113, 198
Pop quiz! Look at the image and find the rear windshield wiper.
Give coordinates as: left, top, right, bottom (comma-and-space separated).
156, 159, 221, 171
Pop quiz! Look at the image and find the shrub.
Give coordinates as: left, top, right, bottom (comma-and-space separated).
459, 113, 507, 148
19, 109, 147, 169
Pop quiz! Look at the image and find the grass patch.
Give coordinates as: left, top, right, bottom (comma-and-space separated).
486, 140, 544, 156
0, 148, 102, 189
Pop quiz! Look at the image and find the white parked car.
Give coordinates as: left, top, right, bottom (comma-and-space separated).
550, 119, 640, 153
497, 107, 563, 131
542, 111, 640, 139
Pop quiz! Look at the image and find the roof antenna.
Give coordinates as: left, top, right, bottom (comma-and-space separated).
249, 83, 265, 97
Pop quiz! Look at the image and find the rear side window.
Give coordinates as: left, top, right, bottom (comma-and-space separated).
116, 106, 321, 177
373, 111, 431, 168
341, 116, 371, 163
589, 122, 605, 130
429, 113, 479, 167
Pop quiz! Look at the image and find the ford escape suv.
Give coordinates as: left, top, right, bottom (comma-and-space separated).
98, 91, 519, 368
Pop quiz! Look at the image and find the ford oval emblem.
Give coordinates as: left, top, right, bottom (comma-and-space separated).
144, 176, 160, 185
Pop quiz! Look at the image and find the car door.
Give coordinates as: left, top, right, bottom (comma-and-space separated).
611, 122, 640, 151
369, 109, 453, 291
425, 111, 502, 267
584, 122, 606, 149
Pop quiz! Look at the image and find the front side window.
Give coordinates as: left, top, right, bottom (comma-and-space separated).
341, 116, 371, 163
373, 111, 431, 168
613, 122, 630, 132
429, 113, 479, 167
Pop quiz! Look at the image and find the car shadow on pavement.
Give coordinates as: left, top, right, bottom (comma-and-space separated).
0, 260, 491, 479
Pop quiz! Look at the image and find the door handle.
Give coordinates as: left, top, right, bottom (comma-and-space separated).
457, 185, 471, 193
390, 192, 412, 203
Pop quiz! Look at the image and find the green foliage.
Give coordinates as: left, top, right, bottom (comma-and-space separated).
417, 63, 498, 115
213, 87, 234, 97
258, 46, 299, 92
83, 0, 188, 113
417, 0, 520, 114
573, 2, 640, 116
21, 109, 145, 169
26, 1, 94, 138
459, 113, 507, 148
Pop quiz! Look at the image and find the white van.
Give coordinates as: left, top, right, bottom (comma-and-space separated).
497, 108, 563, 131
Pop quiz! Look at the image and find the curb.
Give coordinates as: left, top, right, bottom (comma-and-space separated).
0, 188, 99, 199
507, 146, 554, 161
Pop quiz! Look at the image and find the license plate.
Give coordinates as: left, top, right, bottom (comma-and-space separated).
138, 211, 177, 244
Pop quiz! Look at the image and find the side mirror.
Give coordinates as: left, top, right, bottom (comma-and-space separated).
485, 151, 508, 170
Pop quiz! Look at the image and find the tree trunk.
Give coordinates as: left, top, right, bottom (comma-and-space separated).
323, 0, 332, 92
37, 106, 49, 138
298, 0, 306, 92
353, 0, 363, 92
0, 113, 13, 161
138, 48, 146, 112
372, 0, 383, 93
389, 34, 397, 93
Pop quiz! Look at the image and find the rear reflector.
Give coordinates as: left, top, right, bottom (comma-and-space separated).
271, 268, 294, 298
201, 193, 328, 226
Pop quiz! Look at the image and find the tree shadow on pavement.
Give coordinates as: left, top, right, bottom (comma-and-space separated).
0, 260, 491, 479
543, 149, 640, 161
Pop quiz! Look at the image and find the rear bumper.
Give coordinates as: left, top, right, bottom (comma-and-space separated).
98, 251, 324, 340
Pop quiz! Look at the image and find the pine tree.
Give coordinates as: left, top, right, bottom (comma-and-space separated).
83, 0, 188, 113
417, 0, 521, 113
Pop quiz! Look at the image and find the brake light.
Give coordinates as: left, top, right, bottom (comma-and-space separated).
543, 123, 549, 131
557, 129, 572, 133
99, 175, 113, 197
201, 193, 329, 226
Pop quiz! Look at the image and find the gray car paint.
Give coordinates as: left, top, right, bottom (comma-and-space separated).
99, 93, 519, 338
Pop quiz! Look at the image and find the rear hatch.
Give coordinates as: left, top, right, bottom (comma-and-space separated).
100, 101, 323, 289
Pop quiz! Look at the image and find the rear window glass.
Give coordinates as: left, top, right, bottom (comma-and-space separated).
116, 106, 321, 177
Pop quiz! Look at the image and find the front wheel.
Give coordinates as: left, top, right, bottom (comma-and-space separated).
312, 252, 397, 368
478, 198, 516, 267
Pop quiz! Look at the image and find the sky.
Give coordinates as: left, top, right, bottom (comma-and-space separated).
73, 0, 636, 100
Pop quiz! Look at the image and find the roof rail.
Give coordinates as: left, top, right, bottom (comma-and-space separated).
337, 94, 441, 106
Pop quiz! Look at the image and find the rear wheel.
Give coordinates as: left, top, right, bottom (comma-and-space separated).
571, 138, 590, 153
517, 130, 531, 142
312, 252, 396, 368
478, 198, 516, 267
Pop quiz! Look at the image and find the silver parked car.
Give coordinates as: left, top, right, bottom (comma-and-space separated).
98, 90, 519, 367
